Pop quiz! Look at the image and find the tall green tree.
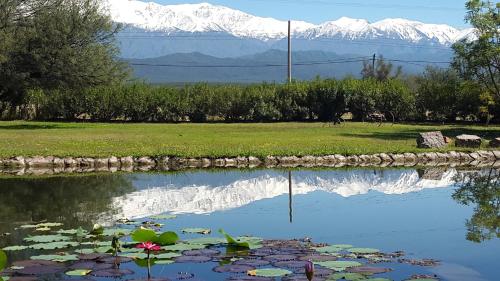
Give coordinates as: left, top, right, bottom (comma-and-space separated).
0, 0, 128, 103
452, 0, 500, 100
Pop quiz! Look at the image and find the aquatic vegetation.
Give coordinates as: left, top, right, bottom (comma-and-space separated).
0, 215, 444, 281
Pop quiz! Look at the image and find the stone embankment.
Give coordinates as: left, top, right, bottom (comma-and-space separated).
0, 151, 499, 176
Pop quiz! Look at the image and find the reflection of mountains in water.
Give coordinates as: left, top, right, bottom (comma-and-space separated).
112, 169, 458, 219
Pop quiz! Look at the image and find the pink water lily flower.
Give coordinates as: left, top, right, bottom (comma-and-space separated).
136, 241, 161, 252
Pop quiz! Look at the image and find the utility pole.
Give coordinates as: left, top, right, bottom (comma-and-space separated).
372, 53, 376, 78
288, 170, 293, 223
288, 20, 292, 83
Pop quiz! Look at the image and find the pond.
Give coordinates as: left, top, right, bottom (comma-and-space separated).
0, 167, 498, 281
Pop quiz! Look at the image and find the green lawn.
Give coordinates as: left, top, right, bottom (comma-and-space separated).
0, 121, 498, 158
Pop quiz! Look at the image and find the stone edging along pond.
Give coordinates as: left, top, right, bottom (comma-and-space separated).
0, 150, 499, 176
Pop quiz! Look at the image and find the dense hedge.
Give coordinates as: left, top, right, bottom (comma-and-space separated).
4, 76, 498, 123
17, 78, 418, 122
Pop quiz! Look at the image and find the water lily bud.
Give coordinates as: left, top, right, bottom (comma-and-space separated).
305, 260, 314, 281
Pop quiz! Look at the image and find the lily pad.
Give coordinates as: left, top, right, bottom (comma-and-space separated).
34, 227, 51, 232
174, 255, 212, 263
186, 237, 226, 245
92, 268, 134, 278
66, 269, 92, 276
164, 243, 206, 251
329, 272, 366, 280
149, 214, 177, 220
36, 222, 63, 228
182, 228, 211, 235
156, 231, 179, 245
234, 259, 271, 267
30, 241, 78, 250
315, 245, 344, 254
248, 268, 293, 277
154, 260, 174, 265
347, 266, 392, 274
2, 246, 28, 251
348, 248, 380, 254
315, 261, 363, 271
299, 254, 337, 262
24, 234, 70, 243
152, 253, 182, 259
119, 252, 148, 259
17, 265, 65, 275
30, 254, 79, 262
102, 228, 131, 237
182, 249, 220, 256
214, 264, 255, 273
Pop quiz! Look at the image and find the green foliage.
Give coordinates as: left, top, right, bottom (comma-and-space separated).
0, 0, 128, 104
218, 229, 250, 249
452, 169, 499, 242
0, 249, 6, 272
452, 0, 500, 101
130, 228, 179, 246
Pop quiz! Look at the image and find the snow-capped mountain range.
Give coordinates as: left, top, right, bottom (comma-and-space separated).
105, 0, 474, 59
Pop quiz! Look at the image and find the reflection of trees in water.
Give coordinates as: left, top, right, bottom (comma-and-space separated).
452, 169, 499, 243
0, 174, 135, 234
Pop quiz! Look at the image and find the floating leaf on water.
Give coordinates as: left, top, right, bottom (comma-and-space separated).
366, 279, 392, 281
329, 272, 366, 280
298, 254, 337, 262
30, 241, 78, 250
30, 254, 79, 262
314, 261, 363, 271
74, 248, 95, 254
315, 245, 344, 254
182, 228, 211, 235
119, 252, 148, 259
152, 253, 181, 259
348, 248, 380, 254
248, 268, 293, 277
131, 228, 157, 243
66, 269, 92, 276
174, 255, 212, 263
24, 234, 70, 243
185, 237, 226, 245
149, 214, 176, 220
347, 266, 392, 274
34, 227, 51, 232
156, 231, 179, 246
92, 268, 134, 278
182, 249, 220, 256
94, 246, 113, 254
103, 228, 132, 237
17, 264, 65, 275
19, 225, 38, 229
36, 222, 63, 228
234, 259, 271, 267
164, 243, 206, 251
331, 244, 354, 249
154, 260, 174, 265
2, 246, 28, 251
213, 264, 255, 273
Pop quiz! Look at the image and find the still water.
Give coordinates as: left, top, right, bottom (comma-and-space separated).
0, 167, 498, 281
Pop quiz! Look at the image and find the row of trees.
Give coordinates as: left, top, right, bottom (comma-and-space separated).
11, 75, 496, 123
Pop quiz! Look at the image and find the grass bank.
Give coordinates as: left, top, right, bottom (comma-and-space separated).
0, 121, 499, 158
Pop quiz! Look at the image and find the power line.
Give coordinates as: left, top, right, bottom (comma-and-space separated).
127, 56, 451, 69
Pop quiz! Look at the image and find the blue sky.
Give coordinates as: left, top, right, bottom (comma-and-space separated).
153, 0, 469, 28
